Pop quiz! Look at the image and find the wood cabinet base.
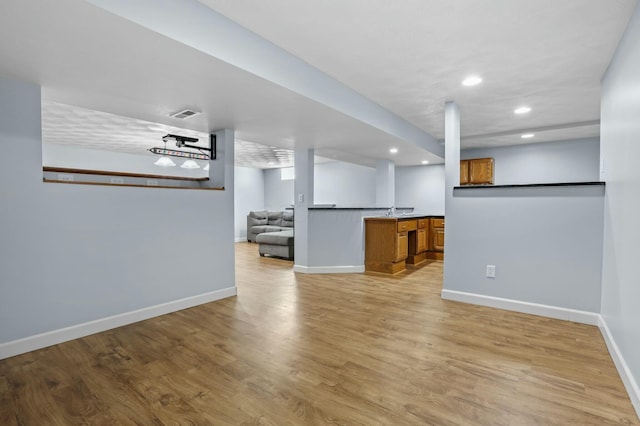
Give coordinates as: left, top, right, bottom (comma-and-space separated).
426, 251, 444, 261
365, 260, 406, 274
407, 252, 428, 265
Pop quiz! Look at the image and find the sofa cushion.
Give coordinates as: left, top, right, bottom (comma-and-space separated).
281, 211, 294, 228
248, 210, 268, 226
249, 210, 268, 219
268, 212, 283, 226
256, 229, 294, 246
251, 225, 282, 234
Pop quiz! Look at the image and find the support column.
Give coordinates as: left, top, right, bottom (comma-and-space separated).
207, 128, 234, 189
444, 102, 461, 196
375, 159, 395, 208
443, 101, 460, 288
293, 148, 314, 270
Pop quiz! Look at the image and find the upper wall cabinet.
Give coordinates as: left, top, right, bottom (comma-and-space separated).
460, 158, 494, 185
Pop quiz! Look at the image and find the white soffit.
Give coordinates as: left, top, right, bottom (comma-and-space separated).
0, 0, 441, 168
199, 0, 636, 145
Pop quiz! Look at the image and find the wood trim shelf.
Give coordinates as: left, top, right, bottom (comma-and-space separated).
43, 178, 224, 191
43, 167, 209, 182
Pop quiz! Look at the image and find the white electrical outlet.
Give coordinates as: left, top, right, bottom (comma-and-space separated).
110, 177, 124, 184
58, 174, 74, 182
486, 265, 496, 278
297, 193, 304, 203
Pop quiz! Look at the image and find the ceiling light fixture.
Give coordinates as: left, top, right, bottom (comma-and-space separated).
421, 160, 429, 164
514, 106, 532, 114
462, 76, 483, 87
180, 159, 200, 169
154, 156, 176, 167
150, 133, 217, 165
390, 148, 398, 154
521, 133, 535, 139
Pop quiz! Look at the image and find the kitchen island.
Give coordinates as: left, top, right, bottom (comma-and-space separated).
364, 215, 444, 274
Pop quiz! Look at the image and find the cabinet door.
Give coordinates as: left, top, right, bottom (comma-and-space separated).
395, 231, 408, 262
417, 228, 427, 253
469, 158, 494, 185
460, 160, 469, 185
432, 229, 445, 251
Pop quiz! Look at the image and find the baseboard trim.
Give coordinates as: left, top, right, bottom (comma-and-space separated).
293, 265, 365, 274
0, 286, 237, 360
440, 289, 600, 325
235, 237, 246, 243
598, 316, 640, 419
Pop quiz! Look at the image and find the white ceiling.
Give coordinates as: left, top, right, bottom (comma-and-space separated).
42, 101, 303, 169
199, 0, 636, 145
1, 0, 637, 168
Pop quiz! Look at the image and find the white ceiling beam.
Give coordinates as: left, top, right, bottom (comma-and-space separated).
84, 0, 444, 158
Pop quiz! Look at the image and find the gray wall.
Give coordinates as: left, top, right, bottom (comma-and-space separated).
0, 77, 235, 344
394, 138, 600, 216
462, 138, 600, 185
264, 160, 377, 211
307, 208, 388, 268
264, 168, 294, 211
395, 164, 445, 215
234, 166, 265, 241
443, 185, 604, 312
600, 0, 640, 406
314, 161, 376, 206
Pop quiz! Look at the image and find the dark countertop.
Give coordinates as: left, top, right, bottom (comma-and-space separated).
307, 206, 414, 211
365, 214, 444, 220
454, 181, 605, 190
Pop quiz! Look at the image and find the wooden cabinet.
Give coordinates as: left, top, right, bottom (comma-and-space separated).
460, 157, 494, 185
365, 218, 412, 274
395, 232, 408, 262
408, 219, 428, 265
460, 160, 470, 185
365, 216, 444, 274
427, 218, 445, 260
417, 228, 427, 253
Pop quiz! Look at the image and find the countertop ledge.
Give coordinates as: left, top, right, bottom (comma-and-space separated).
307, 206, 414, 210
366, 214, 444, 219
454, 181, 605, 190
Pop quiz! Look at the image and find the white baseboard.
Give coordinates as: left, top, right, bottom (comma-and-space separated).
440, 289, 600, 325
0, 286, 237, 360
598, 316, 640, 419
235, 237, 247, 242
293, 264, 364, 274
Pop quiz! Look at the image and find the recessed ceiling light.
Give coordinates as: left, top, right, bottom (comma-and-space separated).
421, 160, 429, 164
462, 76, 483, 87
521, 133, 535, 139
514, 106, 532, 114
390, 148, 398, 154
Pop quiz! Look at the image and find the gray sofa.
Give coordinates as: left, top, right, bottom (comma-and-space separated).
246, 210, 294, 243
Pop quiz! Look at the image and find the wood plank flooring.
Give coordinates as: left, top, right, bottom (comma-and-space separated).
1, 242, 638, 425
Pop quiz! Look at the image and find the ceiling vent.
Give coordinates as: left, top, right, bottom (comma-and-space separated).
169, 109, 200, 120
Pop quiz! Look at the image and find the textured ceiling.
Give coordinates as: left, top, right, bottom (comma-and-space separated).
1, 0, 636, 168
42, 101, 300, 169
199, 0, 636, 145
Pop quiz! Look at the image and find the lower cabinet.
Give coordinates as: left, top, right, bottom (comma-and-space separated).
427, 218, 445, 260
395, 231, 408, 262
365, 216, 444, 274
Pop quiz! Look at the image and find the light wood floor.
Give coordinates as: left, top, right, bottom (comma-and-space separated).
1, 242, 637, 425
